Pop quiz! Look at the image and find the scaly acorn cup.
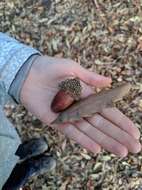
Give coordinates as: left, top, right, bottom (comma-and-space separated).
51, 78, 82, 113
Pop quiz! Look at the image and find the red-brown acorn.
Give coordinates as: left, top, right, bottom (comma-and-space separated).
51, 78, 82, 113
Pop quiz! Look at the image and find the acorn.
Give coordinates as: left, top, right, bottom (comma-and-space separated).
51, 78, 82, 113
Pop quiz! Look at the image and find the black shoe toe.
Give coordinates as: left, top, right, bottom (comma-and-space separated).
2, 155, 56, 190
16, 137, 48, 161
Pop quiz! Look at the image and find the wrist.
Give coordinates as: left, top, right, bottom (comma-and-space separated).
20, 55, 46, 106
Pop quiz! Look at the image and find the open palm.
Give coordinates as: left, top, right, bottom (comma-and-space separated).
21, 56, 141, 157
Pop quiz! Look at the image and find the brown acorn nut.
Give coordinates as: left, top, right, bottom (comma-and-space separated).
51, 78, 82, 113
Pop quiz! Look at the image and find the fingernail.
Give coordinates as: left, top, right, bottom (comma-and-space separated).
108, 77, 112, 82
120, 149, 128, 158
133, 143, 141, 153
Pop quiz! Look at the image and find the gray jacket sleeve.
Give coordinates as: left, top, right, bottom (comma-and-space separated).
0, 32, 40, 188
0, 32, 40, 92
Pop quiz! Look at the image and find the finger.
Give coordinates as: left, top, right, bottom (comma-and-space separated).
58, 123, 101, 155
75, 119, 128, 157
80, 81, 94, 98
59, 60, 112, 87
73, 63, 112, 87
86, 114, 141, 154
101, 108, 140, 140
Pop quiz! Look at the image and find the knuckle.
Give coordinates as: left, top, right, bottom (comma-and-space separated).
76, 121, 90, 133
93, 114, 104, 127
64, 124, 73, 134
82, 123, 91, 133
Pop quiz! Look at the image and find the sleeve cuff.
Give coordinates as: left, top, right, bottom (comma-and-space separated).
9, 54, 41, 103
0, 45, 41, 93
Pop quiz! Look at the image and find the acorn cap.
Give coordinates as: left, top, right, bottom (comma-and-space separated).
59, 78, 82, 100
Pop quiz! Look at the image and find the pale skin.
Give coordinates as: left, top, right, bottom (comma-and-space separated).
20, 55, 141, 158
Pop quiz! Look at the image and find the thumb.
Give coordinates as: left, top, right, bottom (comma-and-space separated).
73, 64, 112, 87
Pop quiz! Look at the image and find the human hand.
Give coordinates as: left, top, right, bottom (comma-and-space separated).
21, 55, 141, 157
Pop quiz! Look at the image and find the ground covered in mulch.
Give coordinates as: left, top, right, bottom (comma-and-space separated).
0, 0, 142, 189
